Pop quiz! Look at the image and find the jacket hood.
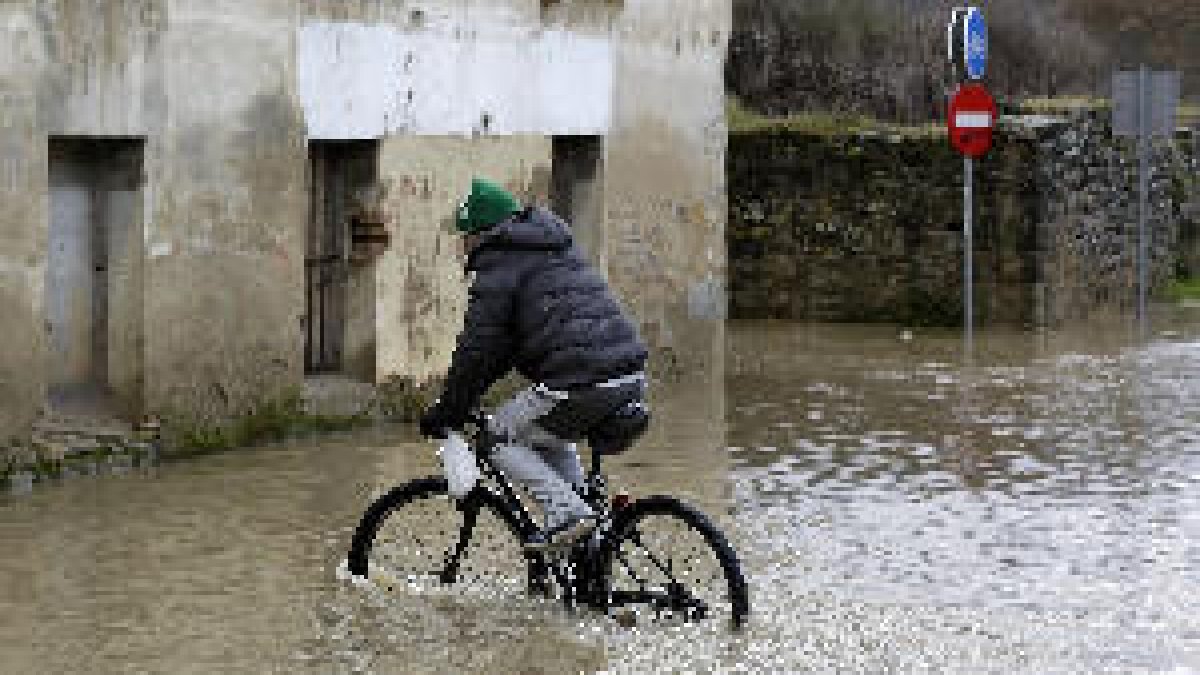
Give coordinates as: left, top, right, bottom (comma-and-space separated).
467, 207, 572, 268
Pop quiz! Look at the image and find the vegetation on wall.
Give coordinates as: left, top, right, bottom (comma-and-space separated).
1166, 278, 1200, 302
163, 389, 368, 457
728, 0, 1199, 125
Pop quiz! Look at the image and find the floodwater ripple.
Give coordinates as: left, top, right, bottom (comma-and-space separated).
1, 312, 1199, 672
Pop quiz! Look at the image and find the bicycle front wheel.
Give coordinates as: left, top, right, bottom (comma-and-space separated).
598, 495, 750, 630
347, 477, 536, 598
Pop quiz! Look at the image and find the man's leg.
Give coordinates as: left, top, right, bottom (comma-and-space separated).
538, 442, 586, 489
487, 388, 595, 533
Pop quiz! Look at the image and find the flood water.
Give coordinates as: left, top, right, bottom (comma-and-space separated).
3, 309, 1200, 673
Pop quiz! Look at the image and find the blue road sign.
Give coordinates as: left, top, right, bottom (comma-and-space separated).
964, 7, 987, 80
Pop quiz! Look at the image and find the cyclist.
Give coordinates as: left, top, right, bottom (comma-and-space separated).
420, 177, 649, 551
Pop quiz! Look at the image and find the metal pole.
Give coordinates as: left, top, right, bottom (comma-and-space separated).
964, 155, 974, 361
1137, 65, 1148, 331
959, 154, 975, 458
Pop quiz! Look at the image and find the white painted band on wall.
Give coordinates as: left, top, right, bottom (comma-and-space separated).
297, 22, 614, 139
955, 112, 992, 128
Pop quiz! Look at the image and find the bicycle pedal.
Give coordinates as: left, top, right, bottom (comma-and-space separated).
613, 608, 637, 628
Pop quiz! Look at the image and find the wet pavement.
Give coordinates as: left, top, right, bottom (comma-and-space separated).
2, 308, 1200, 673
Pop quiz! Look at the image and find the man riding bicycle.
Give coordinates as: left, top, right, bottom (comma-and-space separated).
420, 177, 650, 552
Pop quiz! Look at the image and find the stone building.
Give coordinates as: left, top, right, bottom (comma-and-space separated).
0, 1, 730, 448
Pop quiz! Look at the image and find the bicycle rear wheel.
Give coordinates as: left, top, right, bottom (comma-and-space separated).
597, 496, 750, 630
347, 477, 538, 598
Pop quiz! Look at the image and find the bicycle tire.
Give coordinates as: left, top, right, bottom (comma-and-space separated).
596, 495, 750, 630
346, 477, 542, 595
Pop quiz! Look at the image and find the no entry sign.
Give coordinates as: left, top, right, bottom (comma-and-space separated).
947, 83, 997, 158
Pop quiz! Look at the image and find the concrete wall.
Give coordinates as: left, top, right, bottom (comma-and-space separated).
603, 0, 731, 467
374, 134, 552, 385
0, 8, 43, 440
0, 0, 731, 450
0, 0, 306, 437
145, 1, 307, 427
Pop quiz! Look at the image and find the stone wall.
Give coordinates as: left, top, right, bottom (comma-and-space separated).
729, 110, 1199, 328
1181, 131, 1200, 278
1036, 112, 1198, 325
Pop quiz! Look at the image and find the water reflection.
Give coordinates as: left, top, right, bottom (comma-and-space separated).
0, 309, 1198, 672
725, 312, 1200, 671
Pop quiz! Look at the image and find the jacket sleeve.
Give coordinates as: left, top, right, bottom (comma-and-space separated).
433, 265, 519, 423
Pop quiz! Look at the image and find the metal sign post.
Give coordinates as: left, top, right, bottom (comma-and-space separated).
1138, 66, 1148, 333
964, 155, 974, 359
947, 6, 989, 366
1112, 67, 1180, 335
948, 82, 996, 364
945, 6, 989, 463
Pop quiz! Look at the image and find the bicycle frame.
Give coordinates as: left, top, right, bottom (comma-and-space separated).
457, 414, 703, 616
462, 415, 613, 532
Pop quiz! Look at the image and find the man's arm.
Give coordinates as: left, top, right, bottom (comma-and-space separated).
429, 267, 518, 427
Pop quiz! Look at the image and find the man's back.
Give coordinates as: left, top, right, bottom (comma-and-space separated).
465, 206, 647, 390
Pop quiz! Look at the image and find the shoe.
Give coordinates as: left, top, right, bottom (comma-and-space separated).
525, 515, 599, 552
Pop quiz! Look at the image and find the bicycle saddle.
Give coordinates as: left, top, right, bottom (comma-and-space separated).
588, 400, 651, 455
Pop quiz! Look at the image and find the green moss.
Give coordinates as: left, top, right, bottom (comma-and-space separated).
726, 95, 943, 138
34, 458, 61, 480
1016, 97, 1200, 123
1017, 96, 1112, 112
163, 389, 371, 458
1167, 277, 1200, 301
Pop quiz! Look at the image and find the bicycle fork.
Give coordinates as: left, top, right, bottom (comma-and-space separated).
438, 498, 483, 584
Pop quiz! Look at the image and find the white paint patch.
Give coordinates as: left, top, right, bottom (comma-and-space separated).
297, 22, 614, 138
149, 242, 172, 257
954, 112, 992, 128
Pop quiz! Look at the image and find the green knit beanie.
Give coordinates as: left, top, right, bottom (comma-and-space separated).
455, 177, 521, 234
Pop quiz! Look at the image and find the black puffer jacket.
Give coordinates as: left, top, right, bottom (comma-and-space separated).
434, 207, 648, 424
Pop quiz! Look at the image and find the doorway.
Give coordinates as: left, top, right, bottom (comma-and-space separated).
46, 137, 144, 417
306, 140, 380, 378
551, 135, 605, 268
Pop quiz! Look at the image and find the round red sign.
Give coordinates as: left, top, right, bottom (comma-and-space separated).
947, 83, 997, 158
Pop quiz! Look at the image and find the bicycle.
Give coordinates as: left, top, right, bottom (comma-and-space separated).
346, 409, 750, 630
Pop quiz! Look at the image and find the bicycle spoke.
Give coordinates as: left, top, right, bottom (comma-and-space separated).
601, 498, 748, 629
348, 478, 532, 598
626, 527, 684, 584
615, 547, 653, 594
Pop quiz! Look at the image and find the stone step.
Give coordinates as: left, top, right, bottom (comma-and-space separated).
33, 429, 134, 444
31, 411, 147, 450
33, 431, 136, 445
24, 410, 158, 472
28, 438, 157, 463
34, 419, 133, 432
39, 411, 132, 423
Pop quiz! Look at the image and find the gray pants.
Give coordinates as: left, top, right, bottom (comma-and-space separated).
487, 387, 592, 530
486, 375, 645, 530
